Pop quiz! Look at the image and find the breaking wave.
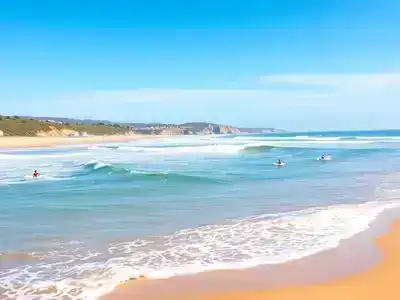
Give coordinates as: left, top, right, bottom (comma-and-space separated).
1, 200, 397, 300
81, 161, 225, 184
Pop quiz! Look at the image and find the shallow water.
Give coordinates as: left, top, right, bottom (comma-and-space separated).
1, 130, 400, 299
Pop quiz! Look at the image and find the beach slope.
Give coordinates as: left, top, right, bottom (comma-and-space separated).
105, 218, 400, 300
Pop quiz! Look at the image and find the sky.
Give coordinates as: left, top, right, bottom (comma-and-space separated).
0, 0, 399, 131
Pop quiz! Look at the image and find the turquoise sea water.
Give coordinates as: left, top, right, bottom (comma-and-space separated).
1, 130, 400, 299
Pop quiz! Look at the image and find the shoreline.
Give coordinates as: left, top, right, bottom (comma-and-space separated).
0, 135, 164, 148
199, 210, 400, 300
104, 207, 400, 300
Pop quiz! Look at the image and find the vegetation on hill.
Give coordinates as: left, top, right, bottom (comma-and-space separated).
0, 116, 133, 136
0, 115, 282, 136
69, 124, 132, 136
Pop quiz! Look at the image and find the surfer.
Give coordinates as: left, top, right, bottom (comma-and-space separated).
33, 170, 40, 178
275, 159, 284, 166
319, 154, 331, 161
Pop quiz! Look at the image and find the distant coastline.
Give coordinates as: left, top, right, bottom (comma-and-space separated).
0, 115, 284, 138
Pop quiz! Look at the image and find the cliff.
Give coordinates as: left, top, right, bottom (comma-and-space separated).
192, 124, 240, 135
158, 128, 185, 135
1, 115, 281, 137
35, 126, 79, 137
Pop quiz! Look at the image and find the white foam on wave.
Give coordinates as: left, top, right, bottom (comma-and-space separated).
0, 137, 377, 187
1, 200, 397, 300
233, 135, 400, 144
22, 174, 67, 181
88, 145, 101, 150
233, 138, 372, 147
234, 136, 297, 141
86, 160, 110, 170
317, 155, 333, 161
356, 136, 400, 141
238, 140, 372, 153
0, 173, 72, 186
88, 139, 371, 157
115, 146, 145, 152
113, 144, 245, 155
0, 133, 390, 188
275, 140, 371, 145
295, 136, 342, 141
0, 152, 87, 186
107, 201, 398, 279
234, 136, 342, 141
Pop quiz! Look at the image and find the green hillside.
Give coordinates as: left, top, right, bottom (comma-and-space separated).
0, 116, 133, 136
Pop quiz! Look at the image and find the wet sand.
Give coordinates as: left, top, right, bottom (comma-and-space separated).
0, 135, 162, 148
104, 209, 400, 300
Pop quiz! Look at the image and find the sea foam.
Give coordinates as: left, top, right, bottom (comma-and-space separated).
0, 200, 397, 300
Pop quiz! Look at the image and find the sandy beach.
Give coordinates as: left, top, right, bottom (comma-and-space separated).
104, 212, 400, 300
0, 135, 162, 148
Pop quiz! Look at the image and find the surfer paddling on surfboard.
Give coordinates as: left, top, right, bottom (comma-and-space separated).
33, 170, 40, 178
318, 154, 331, 161
274, 159, 285, 166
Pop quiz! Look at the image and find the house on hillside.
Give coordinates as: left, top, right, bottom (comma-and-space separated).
46, 119, 64, 124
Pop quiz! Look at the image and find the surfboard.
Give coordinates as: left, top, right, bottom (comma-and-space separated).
274, 162, 285, 166
24, 175, 39, 180
317, 156, 332, 161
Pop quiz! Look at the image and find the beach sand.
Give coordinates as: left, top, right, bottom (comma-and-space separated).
104, 210, 400, 300
0, 135, 162, 148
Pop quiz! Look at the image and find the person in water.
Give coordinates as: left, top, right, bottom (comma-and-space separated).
33, 170, 40, 178
321, 154, 325, 160
276, 159, 284, 165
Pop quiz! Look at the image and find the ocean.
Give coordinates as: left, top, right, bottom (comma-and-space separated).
1, 130, 400, 299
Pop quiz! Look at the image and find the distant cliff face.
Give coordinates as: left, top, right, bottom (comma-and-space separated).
218, 125, 241, 134
2, 115, 282, 136
158, 128, 185, 135
141, 123, 242, 135
196, 124, 241, 135
35, 126, 79, 137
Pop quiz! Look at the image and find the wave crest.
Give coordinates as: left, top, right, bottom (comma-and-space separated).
81, 161, 224, 184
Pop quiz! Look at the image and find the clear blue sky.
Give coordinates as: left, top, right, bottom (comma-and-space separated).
1, 0, 399, 130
